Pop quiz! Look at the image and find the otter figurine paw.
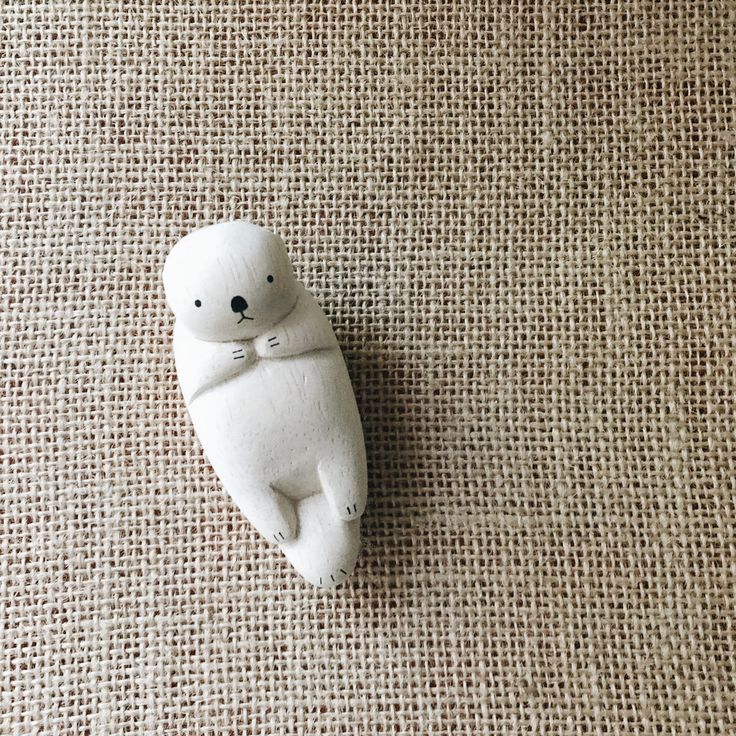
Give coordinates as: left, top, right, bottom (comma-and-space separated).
162, 221, 368, 588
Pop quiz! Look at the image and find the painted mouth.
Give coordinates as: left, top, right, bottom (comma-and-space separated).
237, 312, 253, 323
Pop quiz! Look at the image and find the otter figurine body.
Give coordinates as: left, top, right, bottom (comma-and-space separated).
162, 222, 367, 588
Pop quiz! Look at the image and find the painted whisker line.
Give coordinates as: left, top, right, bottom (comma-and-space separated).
268, 336, 278, 342
232, 348, 244, 354
233, 355, 245, 360
270, 342, 280, 347
339, 568, 347, 574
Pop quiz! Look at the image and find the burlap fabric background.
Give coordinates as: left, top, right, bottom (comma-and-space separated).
1, 1, 735, 734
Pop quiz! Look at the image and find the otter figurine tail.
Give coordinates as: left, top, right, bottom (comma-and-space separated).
162, 221, 368, 588
281, 495, 361, 587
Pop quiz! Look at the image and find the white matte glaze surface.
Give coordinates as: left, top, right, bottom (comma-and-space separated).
163, 222, 367, 587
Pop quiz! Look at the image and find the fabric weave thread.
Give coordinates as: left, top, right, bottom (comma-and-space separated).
1, 1, 735, 733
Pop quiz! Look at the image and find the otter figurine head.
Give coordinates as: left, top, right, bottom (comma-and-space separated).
162, 221, 299, 342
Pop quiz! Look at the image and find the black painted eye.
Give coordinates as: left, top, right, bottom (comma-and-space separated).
194, 299, 202, 307
266, 274, 274, 283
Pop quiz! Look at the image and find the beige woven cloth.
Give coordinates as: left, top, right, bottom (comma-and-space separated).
2, 1, 735, 733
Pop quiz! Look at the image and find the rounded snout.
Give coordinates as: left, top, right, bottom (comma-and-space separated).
230, 295, 248, 313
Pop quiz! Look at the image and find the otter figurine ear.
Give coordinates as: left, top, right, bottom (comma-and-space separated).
162, 221, 367, 588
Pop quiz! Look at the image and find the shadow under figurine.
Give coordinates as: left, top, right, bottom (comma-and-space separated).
162, 221, 367, 588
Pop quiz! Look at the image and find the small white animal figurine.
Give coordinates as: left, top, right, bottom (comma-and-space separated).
162, 221, 367, 588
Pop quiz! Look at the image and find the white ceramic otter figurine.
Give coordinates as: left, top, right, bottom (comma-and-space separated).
162, 221, 367, 588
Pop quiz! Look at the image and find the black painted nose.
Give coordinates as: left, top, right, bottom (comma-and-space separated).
230, 295, 248, 313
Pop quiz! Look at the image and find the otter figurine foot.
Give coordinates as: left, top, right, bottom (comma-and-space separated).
162, 221, 367, 588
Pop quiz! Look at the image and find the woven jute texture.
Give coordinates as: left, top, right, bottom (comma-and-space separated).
2, 1, 735, 734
